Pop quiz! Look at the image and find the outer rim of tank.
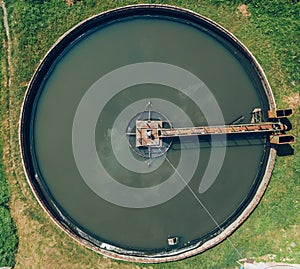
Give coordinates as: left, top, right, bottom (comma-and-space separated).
19, 4, 277, 263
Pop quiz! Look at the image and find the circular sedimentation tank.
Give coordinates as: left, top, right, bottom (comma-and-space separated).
20, 5, 278, 262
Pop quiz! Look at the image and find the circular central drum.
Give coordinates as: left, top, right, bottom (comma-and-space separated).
20, 5, 276, 262
126, 109, 173, 159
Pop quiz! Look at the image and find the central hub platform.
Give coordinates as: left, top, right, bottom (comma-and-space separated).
136, 120, 162, 148
126, 110, 173, 159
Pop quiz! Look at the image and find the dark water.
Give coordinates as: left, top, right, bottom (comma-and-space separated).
33, 18, 267, 250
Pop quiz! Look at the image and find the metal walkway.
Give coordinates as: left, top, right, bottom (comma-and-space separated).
158, 122, 284, 138
132, 108, 294, 147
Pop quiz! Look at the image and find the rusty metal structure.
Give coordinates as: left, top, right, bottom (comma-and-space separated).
133, 108, 294, 152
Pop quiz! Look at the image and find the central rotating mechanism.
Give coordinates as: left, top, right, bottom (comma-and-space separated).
126, 102, 173, 159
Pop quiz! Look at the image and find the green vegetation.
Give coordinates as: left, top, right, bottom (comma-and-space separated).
0, 6, 18, 267
0, 206, 18, 267
0, 0, 299, 268
0, 128, 18, 269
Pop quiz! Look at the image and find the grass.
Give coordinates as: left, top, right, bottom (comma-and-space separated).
0, 0, 299, 268
0, 3, 18, 267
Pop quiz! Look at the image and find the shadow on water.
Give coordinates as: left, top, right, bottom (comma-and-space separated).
170, 133, 267, 150
171, 134, 295, 156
